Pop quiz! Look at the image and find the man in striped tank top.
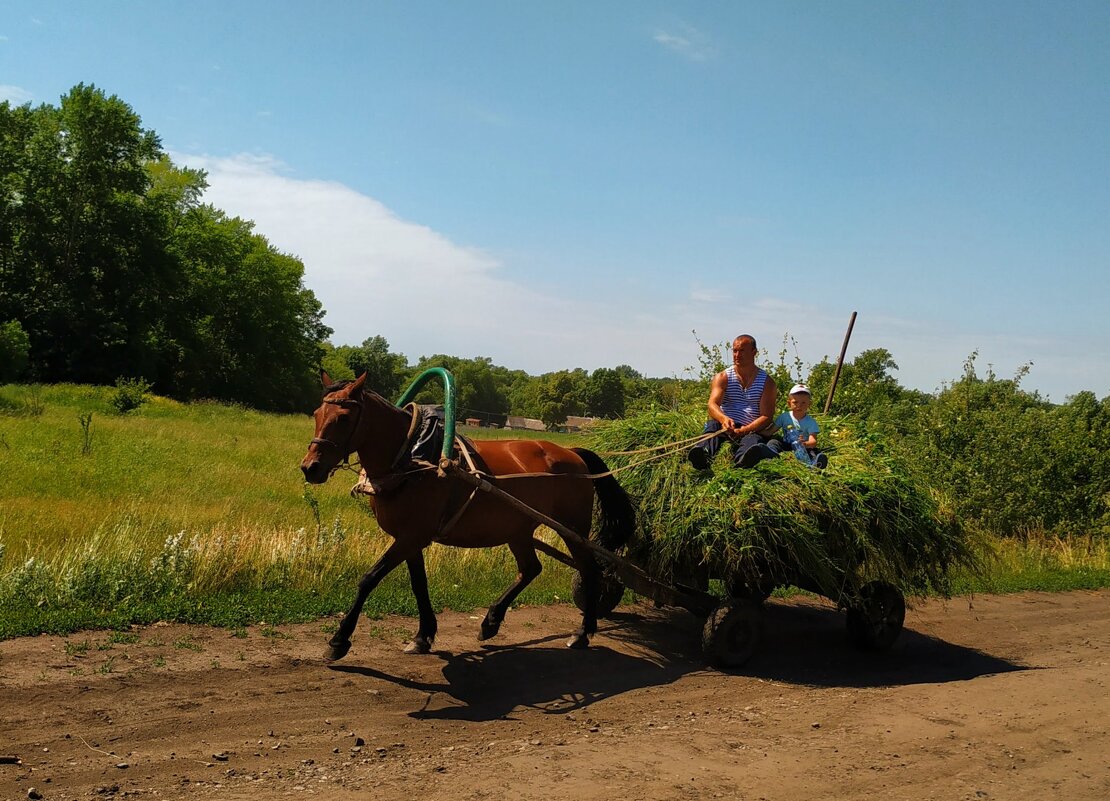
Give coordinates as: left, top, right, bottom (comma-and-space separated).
688, 334, 783, 470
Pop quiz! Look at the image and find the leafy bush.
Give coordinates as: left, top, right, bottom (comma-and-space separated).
0, 321, 30, 381
889, 356, 1110, 537
109, 377, 153, 414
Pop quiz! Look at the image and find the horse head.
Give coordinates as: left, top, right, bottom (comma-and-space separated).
301, 370, 367, 484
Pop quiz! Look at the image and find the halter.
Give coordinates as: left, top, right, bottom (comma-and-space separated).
309, 395, 364, 464
309, 390, 424, 480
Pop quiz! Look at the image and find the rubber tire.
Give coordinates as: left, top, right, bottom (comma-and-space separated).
571, 571, 625, 618
845, 581, 906, 651
702, 599, 762, 669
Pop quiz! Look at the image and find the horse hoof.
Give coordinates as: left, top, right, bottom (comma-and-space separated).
478, 620, 501, 641
323, 640, 351, 662
404, 637, 432, 654
566, 633, 590, 649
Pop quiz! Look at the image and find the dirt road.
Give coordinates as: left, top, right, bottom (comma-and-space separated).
2, 590, 1108, 800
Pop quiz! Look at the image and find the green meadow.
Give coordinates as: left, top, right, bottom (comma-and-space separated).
1, 383, 1107, 639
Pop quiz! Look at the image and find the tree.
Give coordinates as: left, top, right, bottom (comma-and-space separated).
165, 205, 330, 410
323, 336, 408, 399
406, 354, 516, 423
807, 348, 911, 417
583, 367, 625, 419
0, 85, 332, 411
535, 369, 588, 430
0, 85, 167, 383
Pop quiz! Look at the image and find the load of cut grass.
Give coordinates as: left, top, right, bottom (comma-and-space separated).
588, 406, 984, 603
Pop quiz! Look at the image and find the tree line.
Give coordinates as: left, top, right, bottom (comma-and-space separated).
1, 85, 329, 410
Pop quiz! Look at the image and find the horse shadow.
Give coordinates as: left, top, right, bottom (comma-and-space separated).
329, 600, 1027, 721
331, 622, 702, 722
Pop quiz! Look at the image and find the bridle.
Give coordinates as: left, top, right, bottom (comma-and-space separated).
310, 393, 364, 468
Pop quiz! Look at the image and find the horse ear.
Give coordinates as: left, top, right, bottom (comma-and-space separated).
320, 369, 333, 388
350, 372, 367, 392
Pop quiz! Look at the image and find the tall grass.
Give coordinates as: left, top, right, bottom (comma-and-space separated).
1, 384, 1107, 638
0, 384, 579, 637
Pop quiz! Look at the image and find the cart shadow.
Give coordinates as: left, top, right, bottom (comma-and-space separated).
727, 599, 1030, 687
328, 601, 1026, 720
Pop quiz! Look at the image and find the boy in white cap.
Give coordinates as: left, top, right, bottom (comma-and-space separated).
774, 384, 828, 469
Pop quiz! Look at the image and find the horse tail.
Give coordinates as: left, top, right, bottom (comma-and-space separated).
572, 447, 636, 552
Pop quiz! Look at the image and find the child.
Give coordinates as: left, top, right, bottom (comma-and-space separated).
775, 384, 828, 469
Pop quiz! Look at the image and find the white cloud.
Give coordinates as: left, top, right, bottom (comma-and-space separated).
653, 24, 715, 62
176, 152, 701, 376
171, 152, 1102, 399
0, 84, 33, 104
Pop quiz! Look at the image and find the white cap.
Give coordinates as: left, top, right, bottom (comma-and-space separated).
789, 384, 811, 396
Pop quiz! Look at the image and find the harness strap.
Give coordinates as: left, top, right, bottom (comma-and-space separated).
435, 482, 483, 539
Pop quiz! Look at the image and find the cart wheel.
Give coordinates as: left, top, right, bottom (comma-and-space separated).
846, 581, 905, 651
702, 599, 762, 668
571, 571, 625, 617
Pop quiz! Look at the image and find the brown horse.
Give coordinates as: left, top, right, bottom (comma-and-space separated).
300, 372, 635, 661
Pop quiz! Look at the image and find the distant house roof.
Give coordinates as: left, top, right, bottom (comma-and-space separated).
506, 416, 546, 431
564, 415, 600, 431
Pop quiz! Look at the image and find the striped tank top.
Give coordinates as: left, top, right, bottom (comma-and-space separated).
720, 366, 768, 428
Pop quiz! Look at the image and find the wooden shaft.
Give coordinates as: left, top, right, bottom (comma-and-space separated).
445, 462, 716, 615
531, 537, 577, 568
824, 311, 857, 415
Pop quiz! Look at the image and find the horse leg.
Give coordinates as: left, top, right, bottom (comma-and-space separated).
325, 539, 423, 662
478, 537, 542, 641
403, 553, 437, 654
562, 538, 601, 649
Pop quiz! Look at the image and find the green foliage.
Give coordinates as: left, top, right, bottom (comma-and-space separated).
891, 355, 1110, 537
403, 354, 523, 424
533, 369, 588, 430
108, 376, 152, 414
0, 85, 330, 412
0, 320, 30, 381
583, 367, 626, 418
321, 335, 408, 399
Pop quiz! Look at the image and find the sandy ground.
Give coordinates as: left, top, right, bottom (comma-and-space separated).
1, 589, 1108, 801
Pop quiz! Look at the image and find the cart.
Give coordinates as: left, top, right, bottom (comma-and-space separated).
399, 368, 906, 669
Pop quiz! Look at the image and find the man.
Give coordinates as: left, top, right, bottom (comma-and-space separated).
688, 334, 782, 470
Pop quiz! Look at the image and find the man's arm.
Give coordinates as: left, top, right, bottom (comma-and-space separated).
739, 376, 777, 436
707, 372, 736, 430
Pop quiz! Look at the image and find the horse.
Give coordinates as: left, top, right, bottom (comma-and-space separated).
300, 371, 635, 662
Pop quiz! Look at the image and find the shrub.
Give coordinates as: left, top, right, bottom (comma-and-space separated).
109, 377, 153, 414
0, 321, 31, 381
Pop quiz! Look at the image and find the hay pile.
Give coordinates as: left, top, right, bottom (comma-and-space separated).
588, 407, 982, 603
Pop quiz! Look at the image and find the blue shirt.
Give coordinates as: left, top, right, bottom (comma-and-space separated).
775, 411, 819, 441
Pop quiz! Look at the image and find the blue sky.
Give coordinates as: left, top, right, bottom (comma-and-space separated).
3, 1, 1108, 400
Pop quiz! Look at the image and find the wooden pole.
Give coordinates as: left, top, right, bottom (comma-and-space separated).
823, 311, 857, 415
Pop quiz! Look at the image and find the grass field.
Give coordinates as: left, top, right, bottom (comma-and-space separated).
1, 383, 1107, 638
